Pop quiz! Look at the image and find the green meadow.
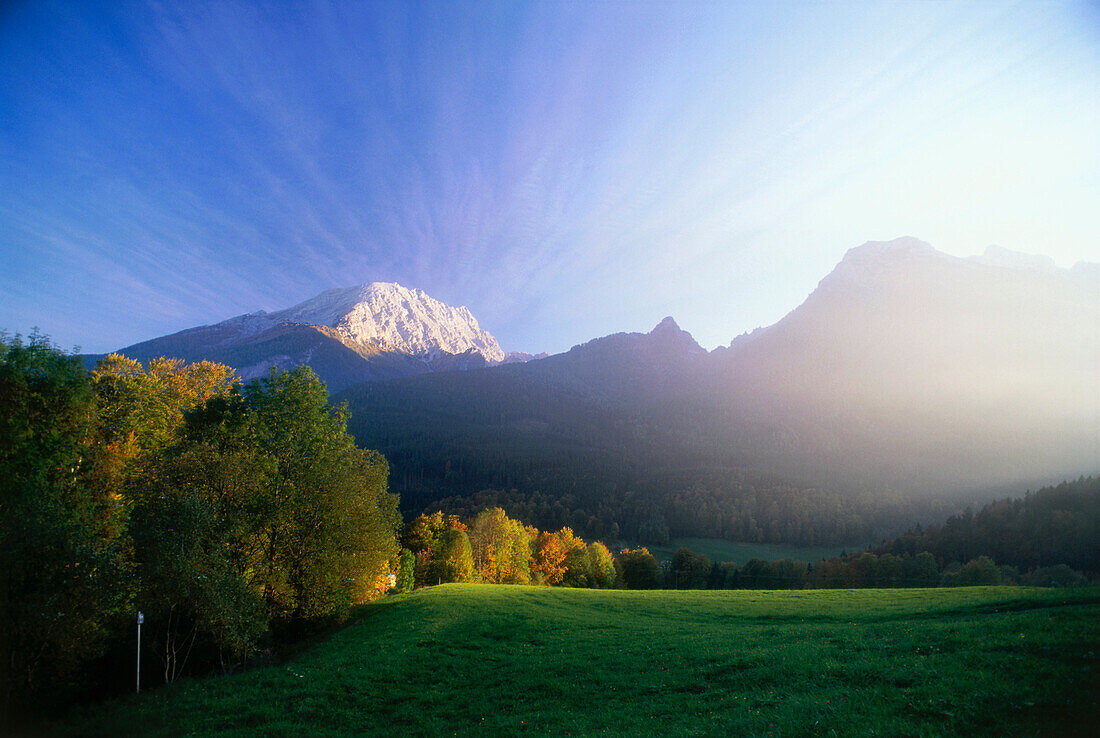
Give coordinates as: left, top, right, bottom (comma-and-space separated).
58, 586, 1099, 737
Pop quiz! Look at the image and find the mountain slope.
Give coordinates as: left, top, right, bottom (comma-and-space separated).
338, 238, 1099, 541
709, 237, 1099, 488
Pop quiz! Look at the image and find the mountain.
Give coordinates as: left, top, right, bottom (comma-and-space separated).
337, 238, 1099, 543
88, 282, 514, 392
709, 237, 1099, 488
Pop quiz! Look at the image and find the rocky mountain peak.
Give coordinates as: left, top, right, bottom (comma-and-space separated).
648, 316, 706, 355
237, 282, 505, 363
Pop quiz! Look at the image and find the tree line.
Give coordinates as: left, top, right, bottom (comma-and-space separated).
641, 548, 1088, 590
389, 505, 1092, 595
873, 476, 1099, 574
0, 335, 399, 722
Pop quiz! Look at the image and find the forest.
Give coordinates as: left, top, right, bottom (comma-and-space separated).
337, 344, 992, 548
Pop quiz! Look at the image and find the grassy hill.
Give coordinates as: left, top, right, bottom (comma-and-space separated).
57, 585, 1099, 737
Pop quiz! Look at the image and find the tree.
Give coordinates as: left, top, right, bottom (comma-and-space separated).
740, 558, 770, 588
394, 549, 416, 593
176, 367, 399, 624
0, 335, 128, 719
92, 354, 236, 458
239, 367, 399, 619
531, 531, 568, 585
435, 528, 478, 583
615, 548, 660, 589
129, 441, 271, 682
587, 542, 616, 588
671, 547, 713, 589
557, 527, 591, 587
943, 555, 1001, 586
469, 507, 531, 584
403, 511, 449, 587
563, 546, 593, 587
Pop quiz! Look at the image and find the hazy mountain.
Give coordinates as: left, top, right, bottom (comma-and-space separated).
710, 237, 1099, 489
86, 282, 519, 392
338, 238, 1099, 539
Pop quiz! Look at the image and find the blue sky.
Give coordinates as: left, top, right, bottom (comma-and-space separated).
1, 1, 1097, 354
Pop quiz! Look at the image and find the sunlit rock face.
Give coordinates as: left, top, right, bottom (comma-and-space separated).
97, 283, 514, 392
252, 282, 505, 363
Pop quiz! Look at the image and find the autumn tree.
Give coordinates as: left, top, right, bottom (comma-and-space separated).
469, 507, 532, 584
555, 527, 591, 587
91, 354, 236, 477
403, 511, 466, 587
531, 531, 568, 585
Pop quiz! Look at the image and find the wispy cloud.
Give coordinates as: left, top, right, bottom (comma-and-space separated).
1, 0, 1096, 353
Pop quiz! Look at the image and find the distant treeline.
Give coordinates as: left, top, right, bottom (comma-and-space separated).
0, 335, 399, 722
874, 476, 1099, 574
425, 483, 946, 551
638, 477, 1100, 590
652, 549, 1088, 591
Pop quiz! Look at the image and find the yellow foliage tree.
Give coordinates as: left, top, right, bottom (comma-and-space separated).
468, 507, 531, 584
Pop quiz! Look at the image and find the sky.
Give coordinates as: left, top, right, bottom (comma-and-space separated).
1, 1, 1097, 355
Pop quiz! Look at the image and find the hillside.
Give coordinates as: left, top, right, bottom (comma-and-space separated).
877, 476, 1100, 574
58, 585, 1100, 737
340, 239, 1099, 542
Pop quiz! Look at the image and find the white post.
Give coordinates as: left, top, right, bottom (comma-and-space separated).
136, 611, 144, 694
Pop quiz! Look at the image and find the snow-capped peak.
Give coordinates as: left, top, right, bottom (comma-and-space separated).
222, 282, 505, 363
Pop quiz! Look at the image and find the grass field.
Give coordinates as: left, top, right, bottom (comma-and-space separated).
644, 537, 857, 564
56, 586, 1099, 737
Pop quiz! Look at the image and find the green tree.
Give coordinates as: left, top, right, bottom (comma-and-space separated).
129, 441, 271, 682
671, 547, 713, 589
615, 548, 660, 589
394, 549, 416, 593
233, 367, 400, 619
0, 335, 128, 719
943, 555, 1001, 586
436, 528, 478, 583
563, 546, 593, 587
403, 511, 448, 587
587, 542, 616, 588
557, 526, 591, 587
174, 367, 399, 624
